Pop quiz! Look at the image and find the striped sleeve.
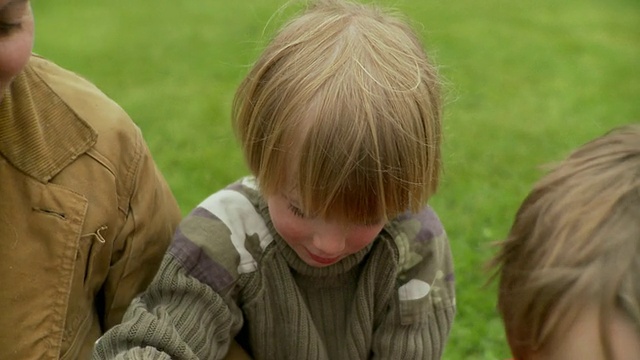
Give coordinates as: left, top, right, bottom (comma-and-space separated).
93, 183, 268, 359
92, 252, 244, 360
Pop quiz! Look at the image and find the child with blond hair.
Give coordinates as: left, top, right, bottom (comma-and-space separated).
93, 0, 455, 358
492, 124, 640, 360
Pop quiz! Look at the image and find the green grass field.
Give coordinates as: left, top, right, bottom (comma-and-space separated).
33, 0, 639, 358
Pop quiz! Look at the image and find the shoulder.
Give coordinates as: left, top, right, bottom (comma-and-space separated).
388, 205, 445, 242
168, 178, 273, 293
384, 206, 455, 314
29, 55, 151, 194
28, 55, 136, 137
28, 55, 143, 170
28, 54, 143, 160
385, 205, 448, 276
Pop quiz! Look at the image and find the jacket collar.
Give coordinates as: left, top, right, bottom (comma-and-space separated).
0, 62, 97, 183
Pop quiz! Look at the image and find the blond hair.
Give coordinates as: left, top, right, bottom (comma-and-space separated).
233, 0, 442, 223
491, 124, 640, 358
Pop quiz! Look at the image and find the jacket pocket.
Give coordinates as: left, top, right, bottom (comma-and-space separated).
59, 310, 95, 360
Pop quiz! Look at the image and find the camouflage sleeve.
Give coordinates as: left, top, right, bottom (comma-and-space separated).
371, 207, 456, 359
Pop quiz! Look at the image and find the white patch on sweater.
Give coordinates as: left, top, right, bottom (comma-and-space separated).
198, 189, 273, 274
241, 176, 259, 190
398, 279, 431, 301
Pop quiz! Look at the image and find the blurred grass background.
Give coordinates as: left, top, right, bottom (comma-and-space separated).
33, 0, 639, 358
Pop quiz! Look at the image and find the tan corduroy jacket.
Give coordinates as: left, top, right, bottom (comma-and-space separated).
0, 55, 181, 359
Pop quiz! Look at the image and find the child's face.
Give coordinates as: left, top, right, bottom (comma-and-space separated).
526, 306, 640, 360
267, 190, 385, 267
0, 0, 33, 103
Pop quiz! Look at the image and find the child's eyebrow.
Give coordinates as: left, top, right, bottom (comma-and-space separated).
282, 193, 302, 206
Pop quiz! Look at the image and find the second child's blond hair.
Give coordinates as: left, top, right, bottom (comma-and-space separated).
233, 0, 442, 223
492, 124, 640, 358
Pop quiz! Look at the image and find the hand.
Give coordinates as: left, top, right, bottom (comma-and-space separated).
224, 340, 252, 360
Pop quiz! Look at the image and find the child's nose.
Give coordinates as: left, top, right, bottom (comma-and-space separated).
312, 227, 346, 256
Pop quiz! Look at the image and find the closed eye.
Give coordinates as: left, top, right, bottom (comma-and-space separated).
287, 203, 306, 218
0, 22, 21, 35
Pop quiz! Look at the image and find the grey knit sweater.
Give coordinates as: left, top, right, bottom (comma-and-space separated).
93, 177, 456, 359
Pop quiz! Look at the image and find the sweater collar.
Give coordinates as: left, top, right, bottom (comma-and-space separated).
0, 62, 97, 183
275, 235, 374, 277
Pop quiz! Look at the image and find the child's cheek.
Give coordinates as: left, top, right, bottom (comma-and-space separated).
272, 216, 312, 246
346, 225, 384, 252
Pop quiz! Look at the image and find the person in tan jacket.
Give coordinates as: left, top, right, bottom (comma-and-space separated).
0, 1, 182, 358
